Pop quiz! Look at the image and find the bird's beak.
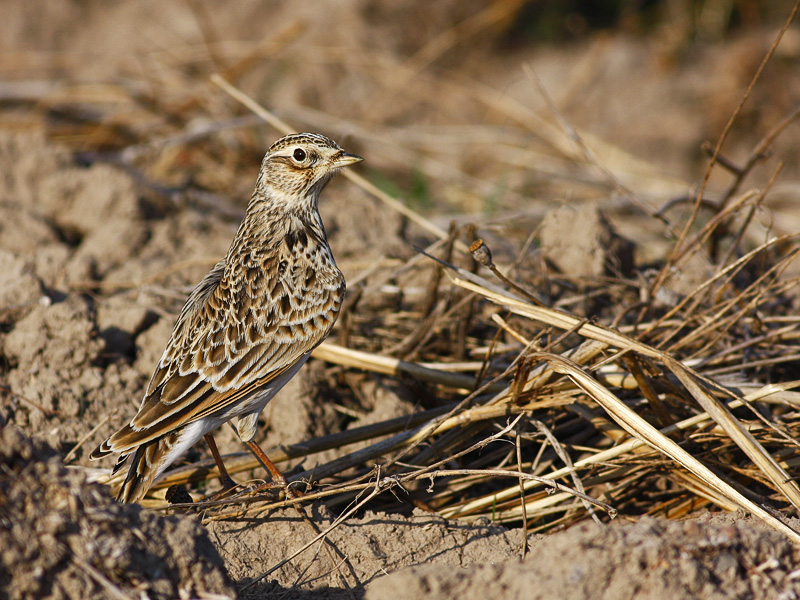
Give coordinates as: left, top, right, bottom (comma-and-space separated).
332, 152, 364, 168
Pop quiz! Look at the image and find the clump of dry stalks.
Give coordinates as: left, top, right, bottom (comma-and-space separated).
39, 5, 800, 546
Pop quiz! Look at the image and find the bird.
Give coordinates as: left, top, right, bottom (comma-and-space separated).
90, 133, 363, 503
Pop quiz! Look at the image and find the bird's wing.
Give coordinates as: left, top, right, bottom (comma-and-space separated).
105, 245, 344, 453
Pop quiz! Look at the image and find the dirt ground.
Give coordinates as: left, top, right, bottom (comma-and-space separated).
3, 1, 800, 599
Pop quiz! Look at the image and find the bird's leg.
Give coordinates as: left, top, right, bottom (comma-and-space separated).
245, 440, 302, 499
203, 433, 238, 491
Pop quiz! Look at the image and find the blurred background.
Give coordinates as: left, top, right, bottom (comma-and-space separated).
2, 0, 799, 230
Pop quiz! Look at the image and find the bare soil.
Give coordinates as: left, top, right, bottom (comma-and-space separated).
368, 514, 800, 600
0, 425, 235, 600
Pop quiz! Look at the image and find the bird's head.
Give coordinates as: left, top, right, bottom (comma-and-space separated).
253, 133, 363, 212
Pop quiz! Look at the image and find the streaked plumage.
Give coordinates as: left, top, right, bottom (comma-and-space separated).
90, 133, 362, 502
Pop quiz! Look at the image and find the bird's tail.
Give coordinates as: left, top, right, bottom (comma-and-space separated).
117, 430, 189, 503
114, 444, 155, 503
90, 430, 184, 503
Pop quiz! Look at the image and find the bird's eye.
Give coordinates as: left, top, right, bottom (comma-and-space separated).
293, 148, 307, 162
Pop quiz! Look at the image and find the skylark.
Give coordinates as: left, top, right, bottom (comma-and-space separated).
91, 133, 362, 503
